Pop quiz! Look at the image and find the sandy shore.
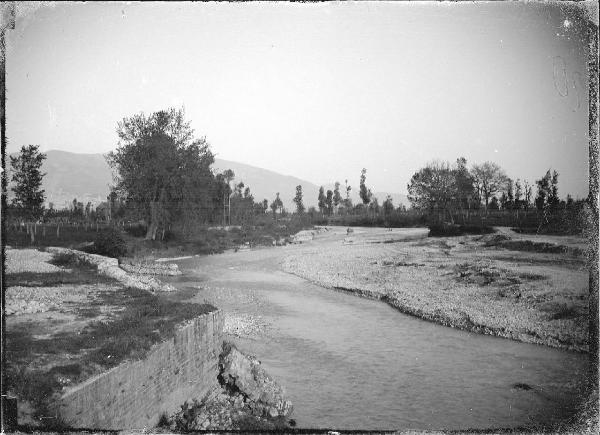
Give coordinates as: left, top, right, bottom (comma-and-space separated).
282, 227, 589, 352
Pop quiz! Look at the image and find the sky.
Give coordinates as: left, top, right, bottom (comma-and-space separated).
5, 1, 591, 198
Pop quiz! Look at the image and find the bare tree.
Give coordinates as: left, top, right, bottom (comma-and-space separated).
471, 162, 509, 210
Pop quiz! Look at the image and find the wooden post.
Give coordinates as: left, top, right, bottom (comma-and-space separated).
43, 224, 46, 237
56, 223, 60, 238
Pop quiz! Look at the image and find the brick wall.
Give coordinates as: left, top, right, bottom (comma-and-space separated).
56, 310, 224, 430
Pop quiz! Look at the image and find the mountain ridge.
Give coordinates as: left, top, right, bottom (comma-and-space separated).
7, 150, 407, 210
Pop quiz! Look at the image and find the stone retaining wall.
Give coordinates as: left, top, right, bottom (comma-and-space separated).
55, 310, 224, 430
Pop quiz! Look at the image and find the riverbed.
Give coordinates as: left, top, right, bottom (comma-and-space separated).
166, 228, 589, 430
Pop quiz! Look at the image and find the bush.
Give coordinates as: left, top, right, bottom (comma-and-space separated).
124, 224, 147, 238
94, 227, 127, 258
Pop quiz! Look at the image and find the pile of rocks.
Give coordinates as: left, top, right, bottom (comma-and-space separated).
219, 342, 293, 419
166, 342, 293, 431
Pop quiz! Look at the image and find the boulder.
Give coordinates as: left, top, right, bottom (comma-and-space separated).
219, 343, 293, 418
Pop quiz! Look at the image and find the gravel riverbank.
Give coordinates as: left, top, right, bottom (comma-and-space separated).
282, 228, 589, 352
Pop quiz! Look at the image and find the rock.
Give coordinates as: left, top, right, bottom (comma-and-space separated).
219, 342, 293, 418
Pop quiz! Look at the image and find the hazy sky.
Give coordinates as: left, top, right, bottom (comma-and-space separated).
6, 1, 591, 198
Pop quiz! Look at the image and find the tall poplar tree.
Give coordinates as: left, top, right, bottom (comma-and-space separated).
10, 145, 47, 220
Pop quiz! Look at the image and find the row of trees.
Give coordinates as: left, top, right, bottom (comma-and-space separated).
7, 109, 587, 236
405, 158, 571, 223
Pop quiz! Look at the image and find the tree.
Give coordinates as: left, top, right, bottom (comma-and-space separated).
506, 179, 514, 209
454, 157, 476, 211
407, 160, 457, 222
514, 179, 523, 209
333, 182, 342, 213
359, 168, 371, 205
368, 196, 380, 214
293, 185, 305, 214
270, 192, 283, 219
383, 195, 394, 218
489, 196, 500, 210
535, 170, 552, 211
318, 186, 326, 216
471, 162, 509, 210
325, 190, 334, 216
523, 180, 533, 210
107, 108, 215, 239
341, 179, 353, 209
549, 170, 560, 209
10, 145, 47, 221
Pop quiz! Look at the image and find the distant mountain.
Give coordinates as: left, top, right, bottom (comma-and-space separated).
211, 159, 321, 210
6, 150, 321, 210
7, 150, 114, 208
6, 150, 408, 210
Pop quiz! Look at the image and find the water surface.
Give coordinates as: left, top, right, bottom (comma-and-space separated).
168, 231, 588, 430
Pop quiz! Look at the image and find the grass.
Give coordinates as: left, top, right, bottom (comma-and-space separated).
125, 217, 314, 260
5, 285, 216, 427
5, 250, 118, 287
6, 225, 102, 249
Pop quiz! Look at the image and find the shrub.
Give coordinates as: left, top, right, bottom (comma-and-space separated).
124, 224, 147, 238
94, 227, 127, 258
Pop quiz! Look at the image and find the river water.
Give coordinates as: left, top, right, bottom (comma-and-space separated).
167, 230, 589, 430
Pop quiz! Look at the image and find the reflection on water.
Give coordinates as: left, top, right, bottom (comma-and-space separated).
169, 244, 588, 430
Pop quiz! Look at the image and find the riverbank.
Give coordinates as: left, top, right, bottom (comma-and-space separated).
4, 247, 292, 431
282, 227, 589, 352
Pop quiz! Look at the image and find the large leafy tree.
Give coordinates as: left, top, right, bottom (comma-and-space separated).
106, 108, 215, 239
407, 160, 458, 222
10, 145, 47, 220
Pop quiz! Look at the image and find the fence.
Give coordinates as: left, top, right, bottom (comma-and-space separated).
5, 221, 125, 248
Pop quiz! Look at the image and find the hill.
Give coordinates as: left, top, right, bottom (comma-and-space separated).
6, 150, 408, 210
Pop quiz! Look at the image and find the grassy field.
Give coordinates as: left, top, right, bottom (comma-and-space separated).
282, 227, 589, 352
4, 247, 215, 427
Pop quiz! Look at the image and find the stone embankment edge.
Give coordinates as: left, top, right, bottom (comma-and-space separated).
46, 247, 176, 292
286, 274, 586, 354
55, 310, 224, 430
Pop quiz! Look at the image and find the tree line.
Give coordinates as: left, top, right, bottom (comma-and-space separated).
7, 108, 588, 237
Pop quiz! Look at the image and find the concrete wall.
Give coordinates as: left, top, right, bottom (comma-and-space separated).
56, 310, 224, 430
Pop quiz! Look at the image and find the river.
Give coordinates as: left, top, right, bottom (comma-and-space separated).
166, 228, 589, 430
